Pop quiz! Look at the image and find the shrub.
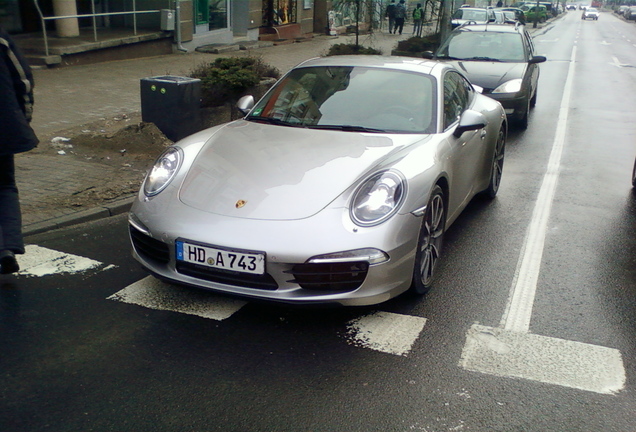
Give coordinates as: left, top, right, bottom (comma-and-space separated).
396, 34, 442, 53
190, 57, 281, 107
326, 43, 382, 56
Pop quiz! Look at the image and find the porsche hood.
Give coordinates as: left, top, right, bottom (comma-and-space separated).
178, 120, 422, 221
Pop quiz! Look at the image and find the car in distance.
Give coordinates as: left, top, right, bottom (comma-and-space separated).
451, 7, 496, 28
521, 4, 548, 23
495, 7, 527, 24
425, 23, 546, 129
582, 7, 599, 19
616, 5, 629, 15
566, 4, 577, 10
128, 56, 507, 306
624, 6, 636, 20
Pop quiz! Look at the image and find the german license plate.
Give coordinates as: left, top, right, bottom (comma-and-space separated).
176, 240, 265, 275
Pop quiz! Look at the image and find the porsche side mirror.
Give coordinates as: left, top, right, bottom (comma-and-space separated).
453, 110, 488, 137
529, 55, 547, 64
421, 51, 435, 59
237, 95, 255, 116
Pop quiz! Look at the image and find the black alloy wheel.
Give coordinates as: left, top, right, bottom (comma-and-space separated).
483, 126, 506, 198
411, 185, 446, 295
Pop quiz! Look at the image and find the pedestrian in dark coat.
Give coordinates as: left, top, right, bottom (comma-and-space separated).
394, 0, 407, 35
0, 25, 39, 274
385, 0, 397, 34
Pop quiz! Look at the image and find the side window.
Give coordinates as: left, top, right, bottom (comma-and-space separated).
443, 72, 471, 130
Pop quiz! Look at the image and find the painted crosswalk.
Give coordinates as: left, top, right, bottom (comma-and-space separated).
12, 243, 629, 392
108, 276, 428, 357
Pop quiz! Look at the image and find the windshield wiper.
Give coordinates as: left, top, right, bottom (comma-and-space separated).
466, 56, 503, 62
247, 116, 299, 127
309, 125, 388, 133
435, 55, 463, 60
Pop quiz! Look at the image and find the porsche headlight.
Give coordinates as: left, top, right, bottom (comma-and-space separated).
492, 79, 522, 94
143, 147, 182, 197
351, 171, 406, 226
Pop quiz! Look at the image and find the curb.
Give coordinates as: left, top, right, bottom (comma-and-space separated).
23, 195, 135, 236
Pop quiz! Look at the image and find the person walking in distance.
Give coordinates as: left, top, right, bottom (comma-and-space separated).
412, 3, 424, 37
0, 26, 39, 274
385, 0, 397, 34
394, 0, 407, 35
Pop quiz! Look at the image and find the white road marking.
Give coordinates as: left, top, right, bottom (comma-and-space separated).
610, 55, 628, 68
461, 325, 626, 395
110, 277, 428, 352
17, 245, 107, 277
460, 45, 627, 394
501, 46, 577, 333
107, 276, 247, 321
344, 311, 427, 356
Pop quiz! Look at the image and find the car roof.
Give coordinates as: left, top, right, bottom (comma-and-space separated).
295, 55, 443, 75
454, 23, 526, 34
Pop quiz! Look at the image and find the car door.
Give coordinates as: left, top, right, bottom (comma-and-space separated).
523, 29, 540, 100
442, 71, 487, 217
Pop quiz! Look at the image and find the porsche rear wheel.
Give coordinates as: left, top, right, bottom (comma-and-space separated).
482, 126, 506, 198
411, 186, 446, 295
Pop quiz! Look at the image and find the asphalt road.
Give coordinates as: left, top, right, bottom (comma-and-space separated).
1, 11, 636, 432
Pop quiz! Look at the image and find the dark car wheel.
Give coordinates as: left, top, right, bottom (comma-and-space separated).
516, 96, 530, 129
482, 126, 506, 198
411, 185, 446, 295
530, 89, 537, 108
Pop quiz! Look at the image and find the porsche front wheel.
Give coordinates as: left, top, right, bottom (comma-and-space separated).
411, 185, 446, 295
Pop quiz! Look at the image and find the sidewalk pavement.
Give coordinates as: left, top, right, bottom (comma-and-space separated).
17, 20, 552, 237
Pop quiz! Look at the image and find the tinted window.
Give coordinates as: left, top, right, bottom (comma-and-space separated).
438, 31, 527, 62
443, 72, 473, 129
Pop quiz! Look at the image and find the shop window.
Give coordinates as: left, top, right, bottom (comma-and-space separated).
209, 0, 227, 30
263, 0, 297, 26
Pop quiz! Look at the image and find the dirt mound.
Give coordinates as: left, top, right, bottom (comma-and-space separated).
51, 117, 173, 170
37, 114, 174, 210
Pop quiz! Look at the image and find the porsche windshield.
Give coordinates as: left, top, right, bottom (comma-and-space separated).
247, 66, 437, 134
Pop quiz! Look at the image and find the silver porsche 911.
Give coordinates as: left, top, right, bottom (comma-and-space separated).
129, 55, 506, 306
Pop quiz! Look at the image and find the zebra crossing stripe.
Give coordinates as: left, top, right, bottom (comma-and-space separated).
345, 311, 427, 357
107, 276, 247, 321
17, 245, 106, 277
